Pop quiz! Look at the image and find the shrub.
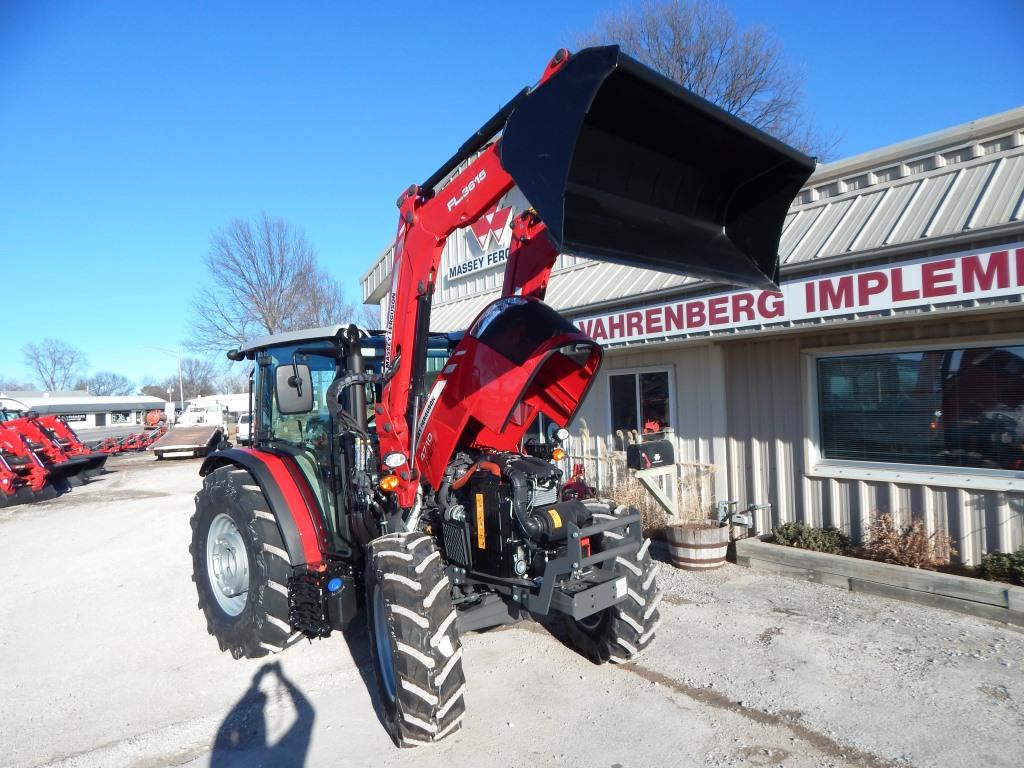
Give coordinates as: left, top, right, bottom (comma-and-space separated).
604, 459, 715, 537
979, 548, 1024, 586
772, 522, 849, 555
864, 513, 955, 570
607, 474, 668, 535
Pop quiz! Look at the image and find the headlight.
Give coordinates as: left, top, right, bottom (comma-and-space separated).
383, 452, 407, 469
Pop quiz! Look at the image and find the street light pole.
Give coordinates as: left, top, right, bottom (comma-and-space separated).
175, 348, 184, 408
144, 345, 186, 413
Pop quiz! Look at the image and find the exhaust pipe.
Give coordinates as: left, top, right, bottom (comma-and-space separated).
500, 46, 815, 289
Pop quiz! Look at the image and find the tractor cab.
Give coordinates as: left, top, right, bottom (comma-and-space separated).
229, 325, 459, 555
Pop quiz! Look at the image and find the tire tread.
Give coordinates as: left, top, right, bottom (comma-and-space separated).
367, 531, 466, 747
190, 466, 300, 659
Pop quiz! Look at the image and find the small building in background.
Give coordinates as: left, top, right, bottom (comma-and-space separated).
0, 390, 167, 429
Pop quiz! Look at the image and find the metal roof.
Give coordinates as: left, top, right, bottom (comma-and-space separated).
362, 107, 1024, 333
2, 394, 167, 415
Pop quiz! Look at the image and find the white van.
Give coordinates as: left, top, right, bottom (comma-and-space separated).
236, 413, 252, 445
176, 403, 228, 428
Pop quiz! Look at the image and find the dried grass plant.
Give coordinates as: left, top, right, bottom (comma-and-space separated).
603, 456, 716, 537
864, 513, 955, 570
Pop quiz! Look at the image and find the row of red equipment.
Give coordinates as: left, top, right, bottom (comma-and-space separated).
94, 425, 168, 455
0, 412, 120, 507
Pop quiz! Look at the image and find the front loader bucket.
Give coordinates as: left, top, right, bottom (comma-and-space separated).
43, 455, 93, 481
500, 46, 815, 289
81, 452, 109, 476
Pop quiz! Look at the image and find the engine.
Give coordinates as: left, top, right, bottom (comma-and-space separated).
438, 452, 593, 580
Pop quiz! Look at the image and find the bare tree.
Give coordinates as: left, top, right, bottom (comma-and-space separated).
353, 303, 383, 330
180, 357, 217, 399
189, 213, 356, 352
75, 371, 135, 396
575, 0, 836, 159
21, 339, 89, 391
139, 379, 172, 400
0, 377, 33, 392
138, 358, 215, 400
215, 364, 251, 395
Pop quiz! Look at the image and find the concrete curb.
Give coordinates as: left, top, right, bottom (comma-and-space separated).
735, 535, 1024, 627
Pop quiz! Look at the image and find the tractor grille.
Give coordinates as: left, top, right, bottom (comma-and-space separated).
442, 520, 472, 567
530, 482, 559, 508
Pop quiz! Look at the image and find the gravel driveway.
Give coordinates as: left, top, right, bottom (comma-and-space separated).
1, 456, 1021, 767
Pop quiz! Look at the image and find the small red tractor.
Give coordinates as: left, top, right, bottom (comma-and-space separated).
189, 46, 812, 745
0, 404, 107, 502
0, 422, 54, 506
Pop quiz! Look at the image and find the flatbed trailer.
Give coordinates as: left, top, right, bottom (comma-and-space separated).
150, 426, 223, 459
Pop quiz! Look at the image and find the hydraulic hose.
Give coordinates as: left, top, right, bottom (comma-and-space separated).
505, 464, 543, 539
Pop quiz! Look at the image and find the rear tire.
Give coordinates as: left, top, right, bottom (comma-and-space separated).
365, 532, 466, 747
563, 504, 661, 664
190, 466, 299, 659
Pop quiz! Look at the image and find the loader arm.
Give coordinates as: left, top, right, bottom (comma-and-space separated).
377, 144, 563, 508
376, 46, 815, 509
376, 56, 573, 509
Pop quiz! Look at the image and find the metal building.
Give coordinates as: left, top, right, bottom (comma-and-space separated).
0, 390, 167, 430
361, 107, 1024, 564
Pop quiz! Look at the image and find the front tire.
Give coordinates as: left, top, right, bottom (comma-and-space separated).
365, 532, 467, 747
563, 504, 662, 664
190, 466, 299, 659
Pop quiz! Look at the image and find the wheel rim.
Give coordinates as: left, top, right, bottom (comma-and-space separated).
372, 583, 397, 703
206, 512, 250, 616
576, 610, 605, 631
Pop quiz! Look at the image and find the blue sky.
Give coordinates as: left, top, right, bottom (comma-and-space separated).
2, 0, 1022, 387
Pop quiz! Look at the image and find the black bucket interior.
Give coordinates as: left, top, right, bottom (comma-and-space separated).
500, 46, 815, 289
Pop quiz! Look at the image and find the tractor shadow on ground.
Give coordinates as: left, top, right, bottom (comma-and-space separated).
209, 661, 314, 768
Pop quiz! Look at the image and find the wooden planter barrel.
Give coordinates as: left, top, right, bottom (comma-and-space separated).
666, 520, 729, 570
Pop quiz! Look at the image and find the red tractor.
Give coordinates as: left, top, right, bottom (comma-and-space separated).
0, 422, 55, 506
0, 406, 107, 490
189, 46, 813, 746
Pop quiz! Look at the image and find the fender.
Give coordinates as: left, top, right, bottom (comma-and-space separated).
200, 447, 327, 567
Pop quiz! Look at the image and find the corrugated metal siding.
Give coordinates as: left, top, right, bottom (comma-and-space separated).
783, 132, 1023, 264
972, 155, 1024, 228
779, 207, 824, 262
819, 190, 886, 257
716, 312, 1024, 565
854, 182, 918, 251
929, 163, 997, 236
888, 174, 952, 243
723, 335, 807, 532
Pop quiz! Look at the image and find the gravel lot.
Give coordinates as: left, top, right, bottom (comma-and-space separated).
1, 456, 1022, 768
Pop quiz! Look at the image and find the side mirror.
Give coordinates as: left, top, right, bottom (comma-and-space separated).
275, 364, 314, 415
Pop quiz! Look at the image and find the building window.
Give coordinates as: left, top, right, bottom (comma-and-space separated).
609, 369, 672, 449
817, 344, 1024, 471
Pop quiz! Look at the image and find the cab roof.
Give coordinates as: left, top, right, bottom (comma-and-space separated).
233, 326, 461, 359
236, 325, 352, 357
